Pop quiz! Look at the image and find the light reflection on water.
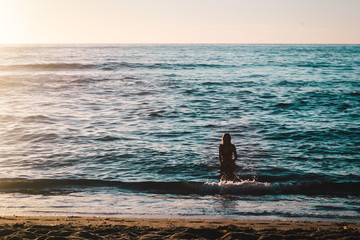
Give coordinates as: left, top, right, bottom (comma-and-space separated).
0, 192, 358, 222
0, 45, 359, 221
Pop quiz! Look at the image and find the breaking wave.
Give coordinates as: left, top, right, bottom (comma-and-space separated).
0, 178, 358, 197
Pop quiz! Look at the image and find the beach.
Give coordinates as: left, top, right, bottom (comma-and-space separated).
0, 216, 359, 239
1, 1, 359, 237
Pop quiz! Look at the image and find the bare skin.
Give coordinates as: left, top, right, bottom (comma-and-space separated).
219, 143, 237, 168
219, 133, 238, 181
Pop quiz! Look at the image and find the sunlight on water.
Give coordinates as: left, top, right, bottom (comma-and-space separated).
0, 45, 359, 221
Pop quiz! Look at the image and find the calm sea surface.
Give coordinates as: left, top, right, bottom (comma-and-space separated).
0, 45, 359, 221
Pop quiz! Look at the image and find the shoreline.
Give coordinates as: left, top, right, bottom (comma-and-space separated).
0, 216, 359, 239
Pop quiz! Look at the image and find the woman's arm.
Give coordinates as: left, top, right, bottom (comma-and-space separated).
232, 144, 237, 162
219, 144, 223, 163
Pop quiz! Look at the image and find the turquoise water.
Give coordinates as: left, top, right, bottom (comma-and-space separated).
0, 45, 359, 221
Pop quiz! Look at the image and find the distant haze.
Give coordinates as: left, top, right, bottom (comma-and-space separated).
0, 0, 359, 44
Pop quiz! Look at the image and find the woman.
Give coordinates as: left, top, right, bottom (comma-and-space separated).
219, 133, 238, 180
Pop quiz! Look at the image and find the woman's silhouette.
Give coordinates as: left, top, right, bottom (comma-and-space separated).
219, 133, 238, 181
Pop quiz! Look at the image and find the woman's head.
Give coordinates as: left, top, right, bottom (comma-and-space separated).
222, 132, 231, 145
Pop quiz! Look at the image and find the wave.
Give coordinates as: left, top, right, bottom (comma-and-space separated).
0, 178, 358, 197
296, 63, 355, 70
0, 63, 95, 71
21, 115, 55, 124
0, 62, 235, 71
100, 62, 235, 70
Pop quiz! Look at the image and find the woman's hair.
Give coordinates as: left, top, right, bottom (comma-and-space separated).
222, 133, 231, 145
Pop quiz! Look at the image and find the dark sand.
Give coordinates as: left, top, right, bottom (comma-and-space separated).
0, 216, 359, 239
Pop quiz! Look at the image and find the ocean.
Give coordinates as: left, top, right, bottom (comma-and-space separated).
0, 44, 359, 221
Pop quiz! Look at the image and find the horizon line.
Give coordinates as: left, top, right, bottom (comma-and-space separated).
1, 42, 360, 46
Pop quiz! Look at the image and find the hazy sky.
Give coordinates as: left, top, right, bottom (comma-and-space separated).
0, 0, 359, 44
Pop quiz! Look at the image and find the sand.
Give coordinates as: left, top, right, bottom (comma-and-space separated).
0, 216, 359, 239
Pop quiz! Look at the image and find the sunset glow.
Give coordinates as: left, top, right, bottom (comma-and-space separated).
0, 0, 360, 44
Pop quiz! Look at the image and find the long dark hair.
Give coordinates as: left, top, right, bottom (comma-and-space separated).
222, 133, 231, 145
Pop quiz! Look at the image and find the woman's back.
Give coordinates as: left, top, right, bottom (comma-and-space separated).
219, 133, 237, 169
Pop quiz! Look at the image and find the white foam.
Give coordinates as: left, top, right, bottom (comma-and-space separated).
203, 180, 278, 195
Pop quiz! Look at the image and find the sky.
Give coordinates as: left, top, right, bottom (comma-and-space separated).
0, 0, 359, 44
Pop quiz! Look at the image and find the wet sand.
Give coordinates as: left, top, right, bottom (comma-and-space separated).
0, 216, 359, 239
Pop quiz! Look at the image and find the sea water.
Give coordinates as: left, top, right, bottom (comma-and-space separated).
0, 44, 359, 221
